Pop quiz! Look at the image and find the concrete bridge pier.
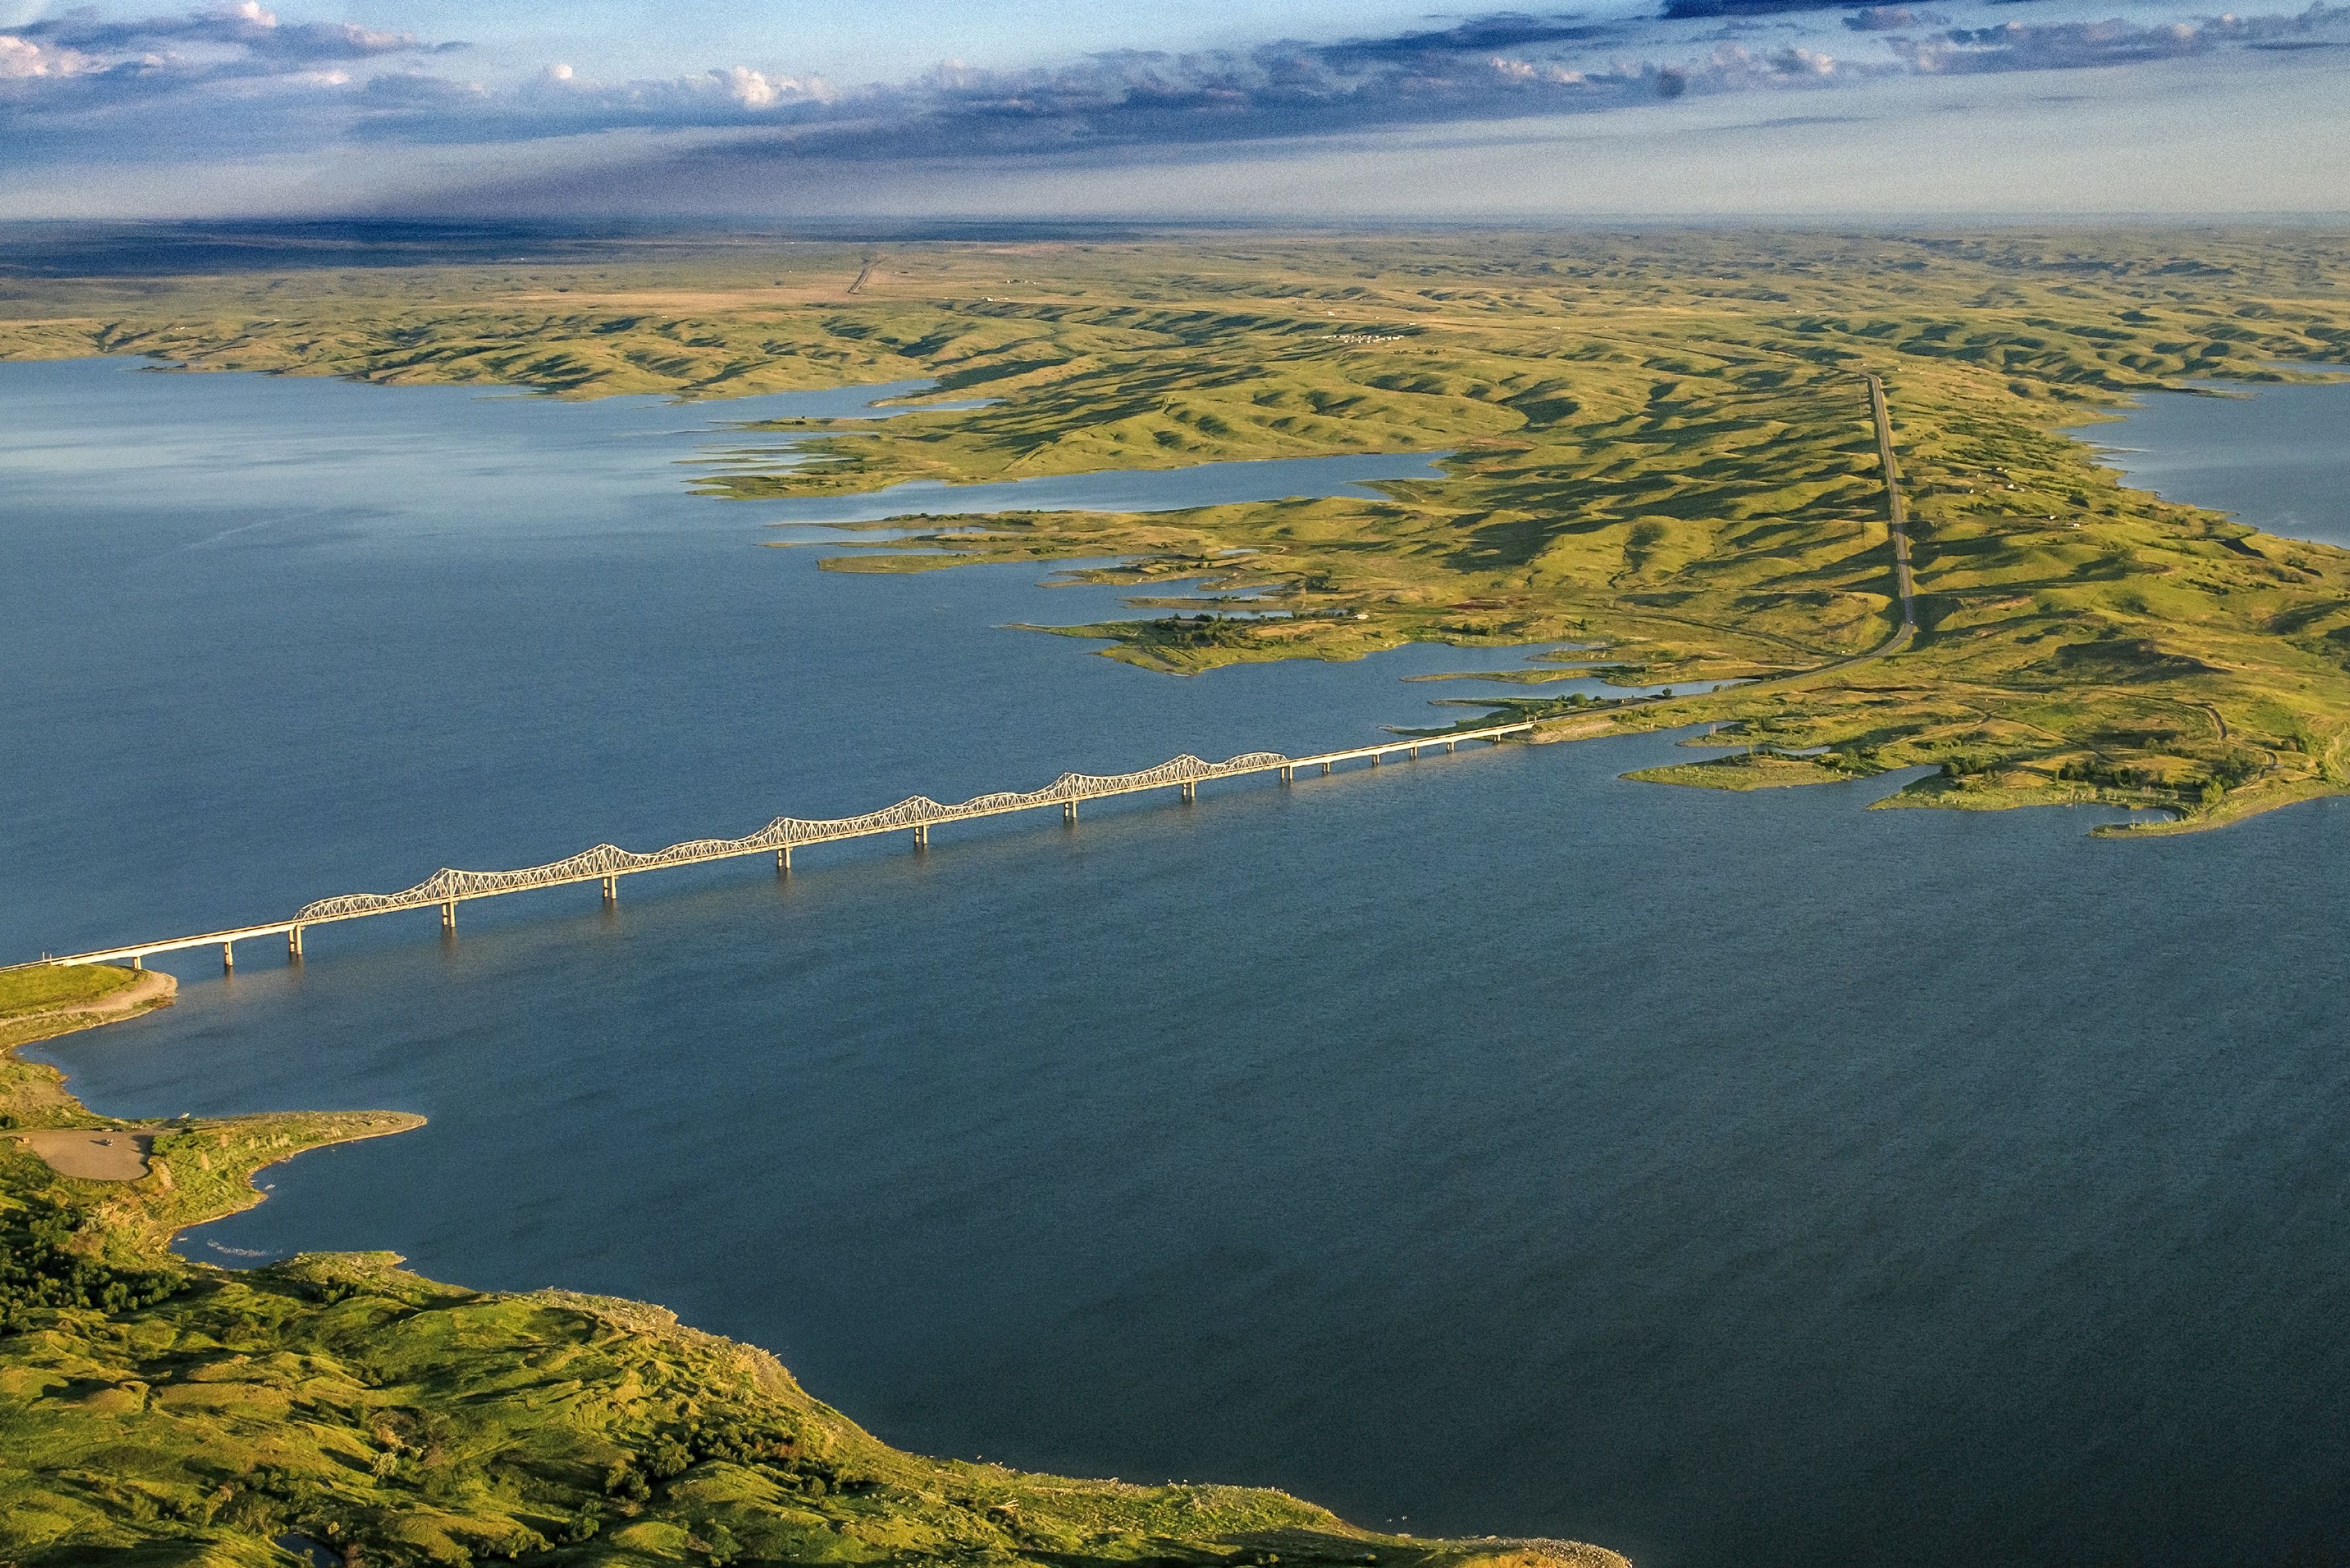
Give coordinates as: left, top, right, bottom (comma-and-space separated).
1446, 740, 1457, 753
28, 720, 1540, 977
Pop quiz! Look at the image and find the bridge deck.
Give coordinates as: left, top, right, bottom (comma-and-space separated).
25, 722, 1531, 970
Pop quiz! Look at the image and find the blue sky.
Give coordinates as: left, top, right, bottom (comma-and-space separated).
2, 0, 2345, 218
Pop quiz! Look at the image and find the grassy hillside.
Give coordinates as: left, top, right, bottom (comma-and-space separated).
0, 975, 1622, 1568
6, 227, 2349, 829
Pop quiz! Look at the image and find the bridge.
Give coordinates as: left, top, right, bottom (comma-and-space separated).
26, 721, 1531, 973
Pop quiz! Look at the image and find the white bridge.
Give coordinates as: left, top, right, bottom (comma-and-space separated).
29, 721, 1531, 972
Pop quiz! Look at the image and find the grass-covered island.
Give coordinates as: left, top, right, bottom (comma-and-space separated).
0, 968, 1623, 1568
6, 227, 2349, 833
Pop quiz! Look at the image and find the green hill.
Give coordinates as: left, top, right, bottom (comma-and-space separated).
0, 968, 1622, 1568
7, 227, 2347, 829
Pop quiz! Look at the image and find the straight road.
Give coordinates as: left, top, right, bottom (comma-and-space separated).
1866, 372, 1918, 643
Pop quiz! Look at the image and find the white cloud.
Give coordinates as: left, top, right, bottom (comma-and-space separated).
0, 33, 96, 77
1, 1, 2346, 218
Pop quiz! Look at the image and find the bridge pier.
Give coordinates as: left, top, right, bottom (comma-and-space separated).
35, 723, 1544, 975
1446, 740, 1456, 753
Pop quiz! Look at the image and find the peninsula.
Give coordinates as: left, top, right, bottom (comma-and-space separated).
0, 968, 1623, 1568
6, 227, 2349, 832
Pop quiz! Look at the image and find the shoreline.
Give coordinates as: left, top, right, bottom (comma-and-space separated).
0, 964, 176, 1053
0, 969, 1628, 1568
9, 321, 2350, 837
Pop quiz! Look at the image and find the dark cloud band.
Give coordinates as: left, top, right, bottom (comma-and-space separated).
2, 0, 2343, 172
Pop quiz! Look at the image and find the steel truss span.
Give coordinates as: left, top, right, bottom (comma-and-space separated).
25, 722, 1531, 970
291, 749, 1293, 922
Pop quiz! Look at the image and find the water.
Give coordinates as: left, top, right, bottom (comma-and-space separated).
13, 357, 2350, 1568
2074, 374, 2350, 547
723, 450, 1457, 528
0, 358, 1518, 957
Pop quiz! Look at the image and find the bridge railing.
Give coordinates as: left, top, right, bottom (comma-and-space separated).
26, 720, 1531, 970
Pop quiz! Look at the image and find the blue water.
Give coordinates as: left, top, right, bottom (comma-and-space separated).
14, 357, 2350, 1568
0, 359, 1537, 957
727, 450, 1457, 528
2073, 374, 2350, 548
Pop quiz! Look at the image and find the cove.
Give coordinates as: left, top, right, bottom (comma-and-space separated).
14, 357, 2350, 1568
2071, 373, 2350, 547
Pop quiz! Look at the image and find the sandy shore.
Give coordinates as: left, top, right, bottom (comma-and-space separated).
5, 966, 179, 1177
9, 966, 178, 1034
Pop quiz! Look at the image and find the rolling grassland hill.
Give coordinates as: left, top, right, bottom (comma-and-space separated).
7, 227, 2348, 833
0, 966, 1625, 1568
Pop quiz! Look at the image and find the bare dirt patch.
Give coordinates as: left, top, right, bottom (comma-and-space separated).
16, 1127, 162, 1181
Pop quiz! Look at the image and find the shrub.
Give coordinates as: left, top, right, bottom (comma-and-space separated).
0, 1189, 183, 1333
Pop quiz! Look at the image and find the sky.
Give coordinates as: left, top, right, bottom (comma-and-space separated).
1, 0, 2345, 220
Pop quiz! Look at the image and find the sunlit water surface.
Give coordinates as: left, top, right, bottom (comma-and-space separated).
12, 360, 2350, 1568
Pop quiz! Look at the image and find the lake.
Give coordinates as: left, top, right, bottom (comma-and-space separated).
13, 359, 2350, 1568
2070, 373, 2350, 548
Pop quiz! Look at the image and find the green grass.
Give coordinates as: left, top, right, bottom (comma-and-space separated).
1621, 754, 1858, 791
0, 965, 167, 1103
3, 1257, 1613, 1568
7, 227, 2350, 828
0, 983, 1621, 1568
0, 966, 139, 1022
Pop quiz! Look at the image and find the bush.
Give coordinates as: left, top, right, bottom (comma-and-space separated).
645, 1436, 694, 1480
0, 1190, 183, 1333
605, 1462, 652, 1504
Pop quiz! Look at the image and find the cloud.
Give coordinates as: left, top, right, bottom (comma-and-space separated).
1892, 4, 2347, 71
1312, 13, 1622, 60
388, 40, 2350, 225
1662, 0, 1865, 19
1844, 8, 1950, 32
0, 32, 98, 78
16, 1, 448, 63
333, 1, 2350, 158
3, 0, 2347, 215
0, 0, 454, 129
347, 23, 1804, 151
0, 1, 471, 169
